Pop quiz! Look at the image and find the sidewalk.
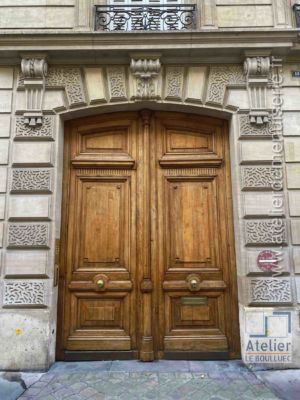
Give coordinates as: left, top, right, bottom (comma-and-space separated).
1, 360, 299, 400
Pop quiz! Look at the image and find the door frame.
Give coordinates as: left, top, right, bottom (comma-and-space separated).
56, 109, 241, 361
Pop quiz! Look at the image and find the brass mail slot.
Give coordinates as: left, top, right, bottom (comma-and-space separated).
181, 296, 208, 305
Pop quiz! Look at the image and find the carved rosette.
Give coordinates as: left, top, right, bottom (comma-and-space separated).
130, 55, 161, 101
21, 54, 48, 127
244, 56, 271, 125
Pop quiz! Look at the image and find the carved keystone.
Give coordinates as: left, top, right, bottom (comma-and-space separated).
20, 53, 48, 127
130, 53, 161, 101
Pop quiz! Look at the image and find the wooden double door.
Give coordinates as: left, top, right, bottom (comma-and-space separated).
57, 111, 240, 361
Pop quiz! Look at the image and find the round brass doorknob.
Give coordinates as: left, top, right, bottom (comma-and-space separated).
96, 279, 104, 288
190, 279, 198, 288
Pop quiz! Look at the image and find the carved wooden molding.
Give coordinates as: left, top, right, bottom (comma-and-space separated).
130, 54, 161, 100
20, 54, 48, 127
244, 56, 271, 125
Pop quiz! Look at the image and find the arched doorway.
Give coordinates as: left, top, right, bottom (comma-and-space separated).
56, 110, 240, 361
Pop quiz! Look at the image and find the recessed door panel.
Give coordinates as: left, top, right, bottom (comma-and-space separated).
76, 178, 129, 270
166, 178, 219, 270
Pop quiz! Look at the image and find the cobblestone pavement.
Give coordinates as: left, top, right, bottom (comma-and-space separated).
16, 360, 283, 400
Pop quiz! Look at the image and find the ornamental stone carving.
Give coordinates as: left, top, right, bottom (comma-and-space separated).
19, 67, 86, 108
8, 223, 50, 248
107, 66, 127, 101
249, 278, 292, 304
20, 54, 48, 127
46, 67, 86, 107
165, 66, 185, 101
244, 56, 271, 125
245, 219, 286, 245
241, 166, 283, 191
11, 169, 52, 193
14, 116, 54, 140
239, 115, 272, 137
3, 281, 46, 307
130, 55, 161, 100
206, 65, 245, 106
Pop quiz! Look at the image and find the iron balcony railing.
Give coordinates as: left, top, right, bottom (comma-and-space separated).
94, 4, 196, 32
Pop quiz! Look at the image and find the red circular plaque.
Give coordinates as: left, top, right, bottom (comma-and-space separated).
256, 250, 279, 272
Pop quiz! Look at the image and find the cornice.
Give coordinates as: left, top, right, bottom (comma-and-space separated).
0, 29, 298, 48
0, 30, 299, 63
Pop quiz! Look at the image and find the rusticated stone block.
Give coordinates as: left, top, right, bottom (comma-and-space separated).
165, 66, 185, 101
12, 142, 54, 166
239, 115, 273, 138
3, 280, 47, 307
245, 219, 287, 246
286, 164, 300, 189
10, 169, 52, 193
0, 114, 11, 138
8, 223, 50, 248
8, 196, 51, 221
241, 166, 283, 191
249, 278, 292, 304
243, 193, 284, 217
107, 66, 127, 102
240, 141, 276, 164
14, 116, 55, 140
291, 219, 300, 245
4, 250, 49, 277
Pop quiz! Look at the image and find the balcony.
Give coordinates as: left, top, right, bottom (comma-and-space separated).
94, 4, 196, 32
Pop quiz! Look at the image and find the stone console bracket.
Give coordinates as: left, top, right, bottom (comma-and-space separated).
20, 54, 48, 127
244, 56, 271, 125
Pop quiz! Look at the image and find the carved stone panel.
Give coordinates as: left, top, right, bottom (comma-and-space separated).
245, 219, 287, 246
239, 115, 273, 138
10, 169, 52, 193
206, 65, 245, 106
249, 278, 292, 304
3, 280, 47, 307
46, 67, 86, 108
14, 116, 54, 140
107, 66, 128, 101
241, 166, 283, 191
164, 66, 185, 101
19, 67, 86, 108
8, 223, 50, 248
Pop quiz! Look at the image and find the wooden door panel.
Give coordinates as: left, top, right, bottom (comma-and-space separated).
164, 292, 227, 352
157, 115, 223, 167
71, 117, 136, 168
82, 129, 128, 153
165, 177, 220, 271
66, 292, 132, 351
75, 177, 130, 271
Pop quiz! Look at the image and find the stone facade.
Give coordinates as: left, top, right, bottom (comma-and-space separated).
0, 0, 300, 371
